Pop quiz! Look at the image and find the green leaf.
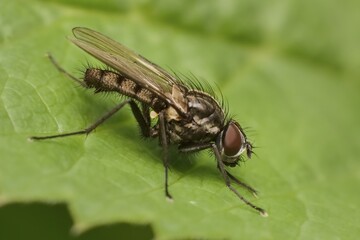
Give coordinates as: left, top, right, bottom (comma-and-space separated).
1, 0, 360, 239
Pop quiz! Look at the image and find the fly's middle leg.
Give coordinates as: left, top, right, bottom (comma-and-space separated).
129, 101, 152, 138
158, 111, 172, 200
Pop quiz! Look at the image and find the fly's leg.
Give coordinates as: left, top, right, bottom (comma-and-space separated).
178, 142, 213, 153
128, 101, 151, 138
179, 143, 258, 196
29, 100, 132, 140
30, 99, 154, 140
211, 144, 268, 217
46, 53, 86, 87
141, 103, 151, 127
225, 170, 258, 197
158, 111, 172, 200
31, 53, 154, 140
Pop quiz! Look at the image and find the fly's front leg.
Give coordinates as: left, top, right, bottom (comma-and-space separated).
178, 142, 213, 153
211, 144, 268, 217
158, 111, 172, 200
225, 170, 258, 197
179, 143, 258, 196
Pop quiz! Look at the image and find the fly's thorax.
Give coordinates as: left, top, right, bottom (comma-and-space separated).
165, 90, 225, 143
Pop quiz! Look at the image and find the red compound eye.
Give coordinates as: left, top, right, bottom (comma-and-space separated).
223, 122, 243, 157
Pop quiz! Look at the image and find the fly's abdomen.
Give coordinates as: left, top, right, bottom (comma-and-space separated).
84, 68, 167, 111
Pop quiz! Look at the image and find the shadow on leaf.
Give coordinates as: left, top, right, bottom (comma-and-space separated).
0, 202, 154, 240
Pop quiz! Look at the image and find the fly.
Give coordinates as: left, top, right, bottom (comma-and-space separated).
30, 27, 267, 216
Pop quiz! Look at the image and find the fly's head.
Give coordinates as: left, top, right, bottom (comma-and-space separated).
216, 120, 253, 167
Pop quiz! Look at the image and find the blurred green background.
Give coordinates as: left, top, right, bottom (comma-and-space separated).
0, 0, 359, 239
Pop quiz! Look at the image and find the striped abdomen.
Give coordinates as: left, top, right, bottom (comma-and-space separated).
84, 68, 167, 112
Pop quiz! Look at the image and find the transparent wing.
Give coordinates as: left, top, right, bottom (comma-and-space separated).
70, 27, 184, 111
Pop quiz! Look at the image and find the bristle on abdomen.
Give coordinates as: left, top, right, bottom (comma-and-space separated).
84, 68, 167, 111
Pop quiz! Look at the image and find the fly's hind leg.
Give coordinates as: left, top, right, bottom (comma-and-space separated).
30, 54, 133, 140
29, 99, 156, 141
29, 100, 132, 140
30, 54, 153, 141
46, 53, 86, 87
